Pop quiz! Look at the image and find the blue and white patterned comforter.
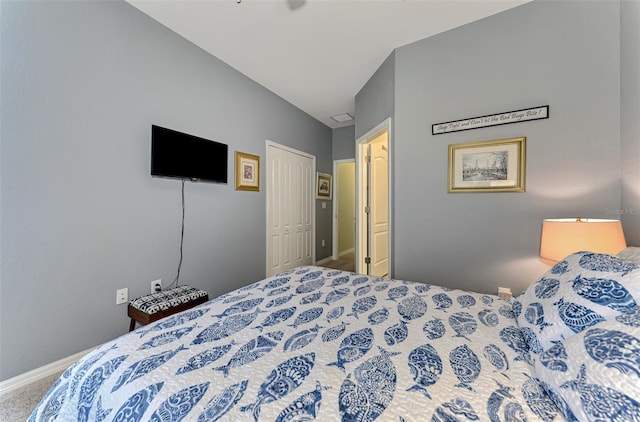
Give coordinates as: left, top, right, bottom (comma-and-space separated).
30, 266, 564, 421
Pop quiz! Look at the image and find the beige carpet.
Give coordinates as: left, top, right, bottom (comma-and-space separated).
0, 371, 61, 421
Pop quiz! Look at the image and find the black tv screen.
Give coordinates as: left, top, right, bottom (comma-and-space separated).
151, 125, 228, 183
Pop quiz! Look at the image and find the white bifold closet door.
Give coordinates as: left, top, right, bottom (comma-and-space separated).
266, 143, 314, 276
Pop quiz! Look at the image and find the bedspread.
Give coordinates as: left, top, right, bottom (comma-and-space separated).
30, 266, 564, 421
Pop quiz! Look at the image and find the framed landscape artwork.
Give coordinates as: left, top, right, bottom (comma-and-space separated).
448, 137, 526, 192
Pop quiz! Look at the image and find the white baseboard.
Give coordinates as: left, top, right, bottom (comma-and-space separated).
318, 248, 354, 265
339, 248, 355, 257
0, 346, 95, 395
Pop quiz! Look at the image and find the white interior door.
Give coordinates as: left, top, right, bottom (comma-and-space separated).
292, 155, 313, 268
267, 143, 314, 276
356, 118, 392, 276
368, 135, 389, 277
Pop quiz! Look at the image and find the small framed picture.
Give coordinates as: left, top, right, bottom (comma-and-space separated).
448, 137, 526, 192
235, 151, 260, 191
316, 172, 332, 199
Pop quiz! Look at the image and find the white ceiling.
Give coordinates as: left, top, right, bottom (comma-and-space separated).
127, 0, 531, 128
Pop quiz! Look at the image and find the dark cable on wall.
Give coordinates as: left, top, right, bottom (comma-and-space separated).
168, 179, 186, 289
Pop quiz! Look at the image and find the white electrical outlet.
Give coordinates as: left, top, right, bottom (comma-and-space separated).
321, 239, 326, 247
116, 288, 128, 305
498, 287, 512, 299
151, 279, 162, 294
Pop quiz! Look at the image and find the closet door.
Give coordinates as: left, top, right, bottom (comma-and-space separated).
267, 143, 314, 276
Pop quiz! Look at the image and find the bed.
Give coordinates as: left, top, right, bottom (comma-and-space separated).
30, 249, 640, 421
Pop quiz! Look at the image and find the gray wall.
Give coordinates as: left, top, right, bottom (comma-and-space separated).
314, 131, 343, 262
332, 125, 356, 160
621, 0, 640, 246
316, 188, 333, 261
0, 0, 331, 380
355, 51, 395, 141
387, 0, 624, 295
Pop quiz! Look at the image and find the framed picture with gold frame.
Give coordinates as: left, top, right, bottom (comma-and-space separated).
235, 151, 260, 191
448, 137, 526, 192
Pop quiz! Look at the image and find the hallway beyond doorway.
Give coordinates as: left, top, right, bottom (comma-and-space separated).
321, 251, 355, 272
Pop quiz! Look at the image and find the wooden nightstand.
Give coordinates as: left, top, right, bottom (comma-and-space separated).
127, 285, 209, 331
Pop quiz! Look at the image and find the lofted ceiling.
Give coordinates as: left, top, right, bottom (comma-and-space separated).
127, 0, 531, 128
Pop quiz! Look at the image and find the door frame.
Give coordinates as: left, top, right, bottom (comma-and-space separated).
265, 140, 316, 276
332, 158, 356, 260
355, 118, 393, 275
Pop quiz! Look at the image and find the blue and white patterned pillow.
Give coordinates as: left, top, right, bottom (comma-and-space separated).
534, 307, 640, 421
514, 251, 640, 353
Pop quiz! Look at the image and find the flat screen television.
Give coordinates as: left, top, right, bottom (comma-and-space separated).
151, 125, 228, 183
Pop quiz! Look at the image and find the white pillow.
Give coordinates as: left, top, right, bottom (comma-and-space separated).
617, 246, 640, 265
534, 308, 640, 421
514, 251, 640, 353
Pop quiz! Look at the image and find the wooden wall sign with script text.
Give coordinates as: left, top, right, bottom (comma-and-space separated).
432, 105, 549, 135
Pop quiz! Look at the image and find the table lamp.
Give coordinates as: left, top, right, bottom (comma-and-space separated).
540, 218, 626, 262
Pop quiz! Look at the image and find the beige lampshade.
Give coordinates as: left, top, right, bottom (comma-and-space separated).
540, 218, 627, 262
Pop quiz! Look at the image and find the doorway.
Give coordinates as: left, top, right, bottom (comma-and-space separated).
356, 118, 392, 277
331, 159, 356, 270
265, 141, 315, 276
